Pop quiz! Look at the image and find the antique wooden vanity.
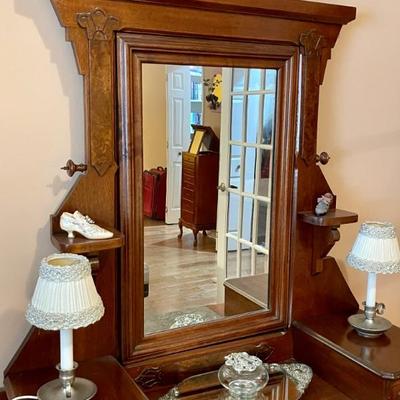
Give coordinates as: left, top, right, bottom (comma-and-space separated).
4, 1, 400, 399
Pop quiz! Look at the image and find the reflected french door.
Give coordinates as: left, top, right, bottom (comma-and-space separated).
216, 67, 278, 300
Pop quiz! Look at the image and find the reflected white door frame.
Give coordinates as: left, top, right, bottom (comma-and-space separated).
216, 67, 232, 303
165, 65, 191, 224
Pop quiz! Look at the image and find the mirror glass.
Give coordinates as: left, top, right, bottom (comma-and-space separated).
142, 64, 278, 335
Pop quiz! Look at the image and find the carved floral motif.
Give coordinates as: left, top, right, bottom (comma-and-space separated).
135, 367, 163, 388
77, 8, 119, 41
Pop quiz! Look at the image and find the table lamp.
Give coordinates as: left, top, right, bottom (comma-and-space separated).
347, 221, 400, 338
26, 253, 105, 399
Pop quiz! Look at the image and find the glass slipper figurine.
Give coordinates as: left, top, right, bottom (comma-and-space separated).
60, 211, 114, 240
218, 352, 269, 399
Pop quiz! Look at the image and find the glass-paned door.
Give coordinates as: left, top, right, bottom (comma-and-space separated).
217, 67, 277, 303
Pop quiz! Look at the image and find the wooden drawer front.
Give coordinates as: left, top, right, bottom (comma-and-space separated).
181, 208, 194, 223
183, 169, 195, 182
183, 158, 196, 173
182, 173, 195, 190
183, 152, 196, 165
182, 195, 194, 212
183, 164, 195, 179
182, 187, 195, 203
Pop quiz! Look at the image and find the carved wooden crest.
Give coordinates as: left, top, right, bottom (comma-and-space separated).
77, 8, 119, 41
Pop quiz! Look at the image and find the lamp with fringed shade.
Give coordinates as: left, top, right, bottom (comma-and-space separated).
26, 253, 104, 400
347, 222, 400, 338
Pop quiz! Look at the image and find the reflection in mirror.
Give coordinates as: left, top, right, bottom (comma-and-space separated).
142, 64, 278, 335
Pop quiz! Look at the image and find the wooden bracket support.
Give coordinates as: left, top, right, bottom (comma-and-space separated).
311, 225, 340, 274
298, 209, 358, 275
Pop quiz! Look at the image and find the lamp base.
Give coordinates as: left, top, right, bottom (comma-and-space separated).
348, 314, 392, 338
37, 377, 97, 400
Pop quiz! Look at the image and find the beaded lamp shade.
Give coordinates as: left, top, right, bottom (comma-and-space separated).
26, 253, 104, 330
347, 222, 400, 274
347, 221, 400, 338
25, 253, 104, 399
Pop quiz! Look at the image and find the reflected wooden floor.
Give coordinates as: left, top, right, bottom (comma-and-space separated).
144, 223, 219, 323
143, 219, 267, 334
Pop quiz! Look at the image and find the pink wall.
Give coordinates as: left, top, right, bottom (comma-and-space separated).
312, 0, 400, 325
0, 0, 84, 377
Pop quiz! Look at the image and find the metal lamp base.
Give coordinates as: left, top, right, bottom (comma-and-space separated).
348, 314, 392, 339
37, 377, 97, 400
37, 362, 97, 400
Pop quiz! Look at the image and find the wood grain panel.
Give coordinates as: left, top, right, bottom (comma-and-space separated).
107, 0, 357, 25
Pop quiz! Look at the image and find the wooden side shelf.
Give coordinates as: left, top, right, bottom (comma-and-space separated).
298, 209, 358, 227
298, 209, 358, 275
51, 229, 124, 254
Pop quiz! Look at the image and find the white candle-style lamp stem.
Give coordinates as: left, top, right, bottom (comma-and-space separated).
60, 329, 74, 371
365, 272, 376, 309
26, 253, 105, 400
347, 222, 400, 338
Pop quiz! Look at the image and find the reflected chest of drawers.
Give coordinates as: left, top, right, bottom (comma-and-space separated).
178, 151, 219, 246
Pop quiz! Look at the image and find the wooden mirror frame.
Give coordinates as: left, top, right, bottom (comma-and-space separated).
4, 0, 357, 383
118, 32, 297, 363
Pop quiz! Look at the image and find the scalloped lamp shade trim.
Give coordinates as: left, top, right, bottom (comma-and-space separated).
347, 222, 400, 274
26, 253, 104, 330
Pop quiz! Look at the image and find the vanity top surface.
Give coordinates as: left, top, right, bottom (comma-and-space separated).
294, 314, 400, 378
5, 355, 351, 400
150, 365, 350, 400
4, 356, 142, 400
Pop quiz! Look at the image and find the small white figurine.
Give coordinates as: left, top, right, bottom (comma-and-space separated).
315, 193, 334, 216
60, 211, 114, 239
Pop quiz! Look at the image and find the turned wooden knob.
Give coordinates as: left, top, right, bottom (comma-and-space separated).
61, 159, 88, 177
315, 152, 330, 165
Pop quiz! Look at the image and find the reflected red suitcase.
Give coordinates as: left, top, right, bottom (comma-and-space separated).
143, 167, 167, 220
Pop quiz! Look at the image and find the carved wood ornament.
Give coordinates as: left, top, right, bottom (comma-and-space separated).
135, 367, 164, 389
77, 8, 119, 41
77, 8, 120, 176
